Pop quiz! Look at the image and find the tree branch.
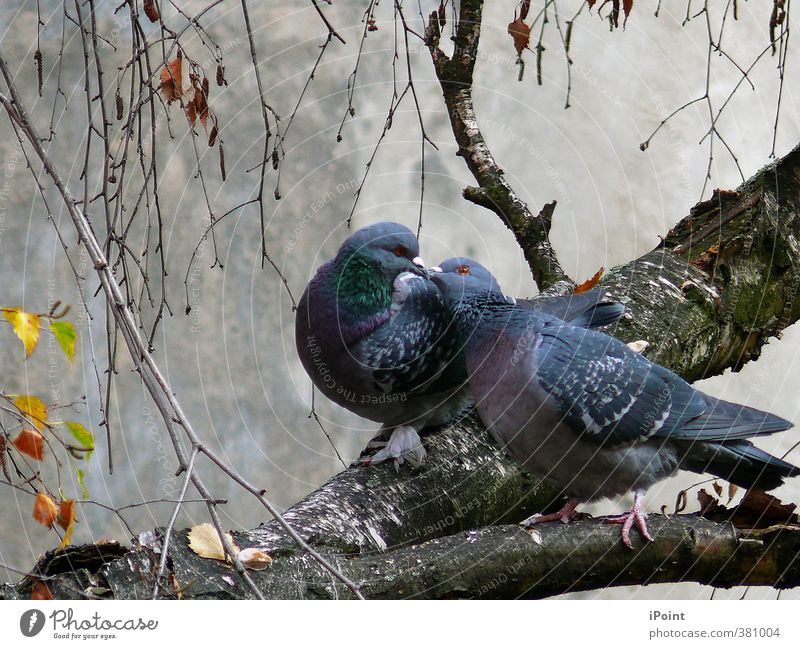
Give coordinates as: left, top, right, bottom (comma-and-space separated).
6, 515, 800, 599
4, 2, 800, 601
424, 0, 572, 293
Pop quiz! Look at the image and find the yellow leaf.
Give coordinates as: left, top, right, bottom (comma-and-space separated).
57, 499, 77, 549
13, 429, 45, 461
3, 307, 40, 357
33, 493, 57, 528
14, 395, 47, 431
50, 321, 77, 363
187, 523, 238, 561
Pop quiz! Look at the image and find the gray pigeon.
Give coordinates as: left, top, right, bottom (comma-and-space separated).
430, 269, 799, 547
436, 257, 625, 329
295, 223, 466, 467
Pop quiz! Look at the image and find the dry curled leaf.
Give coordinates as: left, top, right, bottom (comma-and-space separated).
143, 0, 160, 22
188, 523, 239, 561
596, 0, 634, 29
33, 493, 57, 528
507, 18, 531, 56
160, 56, 182, 103
574, 267, 604, 294
697, 488, 722, 516
237, 547, 273, 571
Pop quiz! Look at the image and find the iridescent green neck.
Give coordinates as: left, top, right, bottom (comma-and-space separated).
334, 253, 391, 316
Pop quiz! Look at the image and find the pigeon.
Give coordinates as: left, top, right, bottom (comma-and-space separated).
435, 257, 625, 329
295, 222, 466, 467
430, 269, 799, 547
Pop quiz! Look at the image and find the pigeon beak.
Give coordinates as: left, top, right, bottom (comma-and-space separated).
428, 266, 443, 273
411, 256, 428, 277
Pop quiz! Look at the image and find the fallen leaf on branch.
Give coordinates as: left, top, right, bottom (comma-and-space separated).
237, 547, 273, 571
188, 523, 239, 561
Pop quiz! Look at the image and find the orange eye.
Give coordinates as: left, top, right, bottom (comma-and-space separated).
456, 264, 470, 275
394, 245, 407, 257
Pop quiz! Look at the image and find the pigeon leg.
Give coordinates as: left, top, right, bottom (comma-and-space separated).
521, 498, 581, 526
361, 424, 426, 469
365, 428, 391, 449
602, 489, 654, 548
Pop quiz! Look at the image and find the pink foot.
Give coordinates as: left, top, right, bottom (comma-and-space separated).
602, 489, 654, 549
521, 498, 580, 527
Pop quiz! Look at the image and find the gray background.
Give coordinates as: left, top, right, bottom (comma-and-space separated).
1, 1, 799, 599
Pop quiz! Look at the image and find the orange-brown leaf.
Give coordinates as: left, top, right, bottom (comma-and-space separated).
519, 0, 531, 21
573, 267, 605, 294
160, 57, 182, 103
33, 493, 57, 528
13, 429, 45, 461
623, 0, 633, 20
31, 580, 54, 600
507, 18, 531, 56
57, 499, 76, 530
57, 499, 77, 548
186, 95, 196, 125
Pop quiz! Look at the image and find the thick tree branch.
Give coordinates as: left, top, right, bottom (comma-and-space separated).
4, 2, 800, 600
5, 515, 800, 599
603, 150, 800, 380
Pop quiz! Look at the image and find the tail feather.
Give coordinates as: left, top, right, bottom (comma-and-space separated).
519, 290, 625, 330
567, 301, 626, 329
679, 396, 794, 441
677, 439, 800, 491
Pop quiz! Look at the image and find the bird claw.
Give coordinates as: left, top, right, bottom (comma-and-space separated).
520, 498, 580, 527
602, 490, 654, 549
360, 426, 426, 468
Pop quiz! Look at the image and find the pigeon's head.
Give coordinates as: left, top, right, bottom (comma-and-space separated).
431, 259, 515, 314
430, 264, 505, 311
434, 257, 503, 294
337, 222, 425, 284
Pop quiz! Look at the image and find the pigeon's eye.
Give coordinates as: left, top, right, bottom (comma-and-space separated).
393, 245, 407, 257
456, 264, 470, 275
